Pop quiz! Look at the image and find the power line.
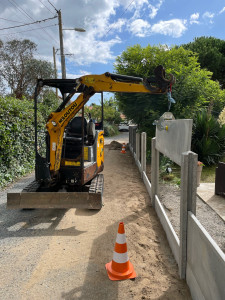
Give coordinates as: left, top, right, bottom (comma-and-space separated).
0, 15, 57, 30
38, 0, 55, 15
5, 0, 59, 61
7, 0, 36, 22
7, 0, 60, 46
102, 0, 135, 39
6, 0, 73, 61
47, 0, 58, 12
0, 24, 57, 36
0, 17, 25, 23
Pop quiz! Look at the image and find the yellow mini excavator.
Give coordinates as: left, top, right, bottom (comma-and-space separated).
7, 65, 175, 209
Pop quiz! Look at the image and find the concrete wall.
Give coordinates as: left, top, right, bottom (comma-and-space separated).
186, 212, 225, 300
143, 172, 151, 198
155, 195, 180, 264
156, 119, 193, 166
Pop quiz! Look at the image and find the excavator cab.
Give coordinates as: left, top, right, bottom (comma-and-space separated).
60, 102, 104, 188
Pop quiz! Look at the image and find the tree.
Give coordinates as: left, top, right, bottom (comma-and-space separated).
0, 39, 54, 99
85, 97, 122, 124
181, 37, 225, 88
192, 109, 225, 165
114, 44, 225, 136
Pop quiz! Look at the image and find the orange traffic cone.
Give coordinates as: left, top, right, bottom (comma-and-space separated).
105, 222, 137, 281
121, 143, 126, 154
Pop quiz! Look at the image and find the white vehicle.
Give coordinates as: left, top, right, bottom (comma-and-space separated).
118, 122, 129, 131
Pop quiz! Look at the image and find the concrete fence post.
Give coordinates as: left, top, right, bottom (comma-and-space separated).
141, 132, 147, 173
151, 137, 159, 208
179, 151, 198, 279
133, 127, 137, 154
136, 133, 140, 162
128, 126, 137, 154
129, 126, 133, 152
129, 126, 131, 146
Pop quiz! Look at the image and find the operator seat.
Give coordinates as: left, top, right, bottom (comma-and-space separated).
63, 117, 88, 160
87, 120, 96, 144
66, 116, 87, 142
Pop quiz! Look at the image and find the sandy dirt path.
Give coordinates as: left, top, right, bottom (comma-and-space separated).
0, 138, 191, 300
104, 131, 129, 145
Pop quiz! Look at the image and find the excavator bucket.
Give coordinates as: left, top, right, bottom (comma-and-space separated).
7, 174, 104, 210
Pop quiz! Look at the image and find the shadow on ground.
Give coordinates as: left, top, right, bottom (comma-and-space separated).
0, 204, 86, 239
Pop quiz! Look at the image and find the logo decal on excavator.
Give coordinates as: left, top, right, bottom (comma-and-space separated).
58, 102, 77, 124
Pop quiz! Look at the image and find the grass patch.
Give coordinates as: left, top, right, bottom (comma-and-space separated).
201, 165, 216, 183
159, 160, 217, 185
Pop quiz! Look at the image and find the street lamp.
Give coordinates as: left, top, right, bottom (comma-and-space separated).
64, 27, 86, 32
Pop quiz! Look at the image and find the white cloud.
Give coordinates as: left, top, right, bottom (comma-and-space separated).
151, 19, 187, 38
190, 13, 200, 24
129, 19, 151, 37
203, 11, 215, 18
148, 0, 164, 19
109, 18, 127, 33
219, 7, 225, 14
0, 0, 164, 69
59, 70, 91, 78
203, 11, 215, 23
0, 0, 125, 67
65, 32, 122, 65
149, 5, 158, 19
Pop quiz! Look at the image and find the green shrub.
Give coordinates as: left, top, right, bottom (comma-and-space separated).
0, 91, 58, 188
192, 109, 225, 165
103, 122, 119, 137
0, 97, 35, 187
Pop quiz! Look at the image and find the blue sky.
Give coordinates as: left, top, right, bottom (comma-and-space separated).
0, 0, 225, 103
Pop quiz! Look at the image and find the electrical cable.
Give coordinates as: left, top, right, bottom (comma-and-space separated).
47, 0, 58, 12
38, 0, 55, 15
0, 16, 57, 30
7, 0, 60, 46
0, 24, 57, 36
102, 0, 135, 38
0, 17, 25, 23
6, 0, 74, 62
4, 0, 55, 60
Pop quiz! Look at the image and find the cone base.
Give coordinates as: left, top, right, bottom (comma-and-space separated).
120, 151, 126, 154
105, 260, 137, 281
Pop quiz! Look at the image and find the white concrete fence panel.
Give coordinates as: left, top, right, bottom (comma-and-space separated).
128, 123, 225, 300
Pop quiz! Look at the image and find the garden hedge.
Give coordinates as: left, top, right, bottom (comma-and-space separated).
0, 94, 58, 188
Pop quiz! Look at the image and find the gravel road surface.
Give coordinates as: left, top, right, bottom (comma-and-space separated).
159, 184, 225, 253
0, 134, 191, 300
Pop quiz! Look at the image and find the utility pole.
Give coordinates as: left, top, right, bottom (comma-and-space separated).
52, 46, 58, 98
58, 9, 66, 79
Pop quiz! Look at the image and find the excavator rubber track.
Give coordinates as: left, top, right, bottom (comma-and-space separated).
7, 174, 104, 210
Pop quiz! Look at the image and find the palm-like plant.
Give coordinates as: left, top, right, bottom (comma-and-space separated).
192, 109, 225, 165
